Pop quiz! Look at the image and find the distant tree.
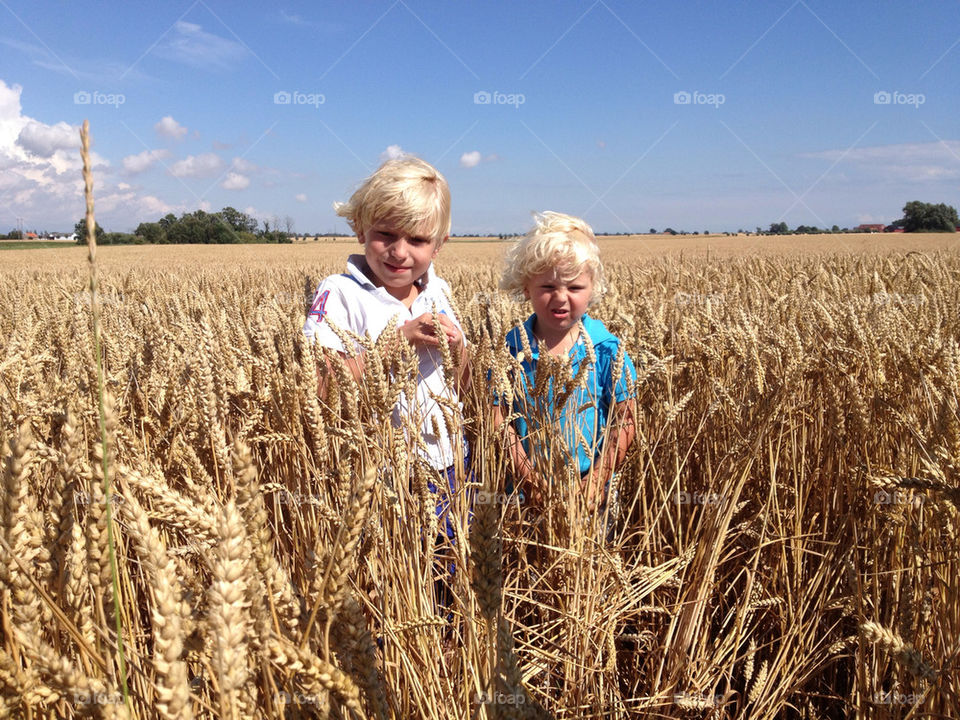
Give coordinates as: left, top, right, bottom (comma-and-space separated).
218, 206, 258, 235
831, 225, 840, 233
663, 227, 677, 235
5, 229, 23, 239
74, 218, 105, 244
135, 222, 166, 244
768, 222, 788, 235
101, 232, 138, 245
900, 201, 959, 232
649, 228, 657, 234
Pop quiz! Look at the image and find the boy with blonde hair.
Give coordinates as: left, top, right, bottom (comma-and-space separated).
303, 155, 468, 539
499, 211, 637, 512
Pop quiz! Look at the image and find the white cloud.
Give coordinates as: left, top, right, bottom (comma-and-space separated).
295, 193, 307, 203
221, 172, 250, 190
460, 150, 498, 168
460, 151, 482, 168
280, 10, 308, 25
156, 21, 248, 70
231, 157, 257, 173
0, 79, 125, 230
801, 141, 960, 183
122, 148, 170, 174
380, 144, 406, 162
16, 120, 80, 158
170, 153, 223, 178
155, 115, 187, 140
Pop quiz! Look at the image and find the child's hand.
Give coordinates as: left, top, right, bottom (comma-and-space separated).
521, 470, 548, 509
401, 313, 462, 348
580, 471, 608, 514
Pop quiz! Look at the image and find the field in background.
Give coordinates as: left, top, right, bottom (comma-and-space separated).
1, 232, 957, 271
0, 245, 958, 718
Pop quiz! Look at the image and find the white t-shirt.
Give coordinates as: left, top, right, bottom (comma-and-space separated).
302, 254, 463, 470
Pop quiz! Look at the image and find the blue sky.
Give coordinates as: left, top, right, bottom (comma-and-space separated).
1, 0, 958, 235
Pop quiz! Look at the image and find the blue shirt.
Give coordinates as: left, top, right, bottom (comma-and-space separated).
505, 314, 637, 476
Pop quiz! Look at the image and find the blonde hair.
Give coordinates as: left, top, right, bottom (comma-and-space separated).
334, 155, 451, 245
500, 211, 607, 300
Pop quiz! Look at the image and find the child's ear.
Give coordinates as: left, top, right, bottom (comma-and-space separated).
432, 235, 448, 257
357, 230, 366, 245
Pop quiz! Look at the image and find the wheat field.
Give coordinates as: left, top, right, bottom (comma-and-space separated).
0, 238, 958, 719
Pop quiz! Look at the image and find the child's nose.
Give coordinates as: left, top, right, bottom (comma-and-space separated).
390, 239, 410, 258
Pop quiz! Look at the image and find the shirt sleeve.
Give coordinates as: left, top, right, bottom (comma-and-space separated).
302, 278, 351, 352
598, 340, 638, 408
613, 347, 638, 403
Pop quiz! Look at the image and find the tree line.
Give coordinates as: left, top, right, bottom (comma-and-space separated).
758, 201, 958, 236
6, 199, 949, 245
73, 207, 292, 245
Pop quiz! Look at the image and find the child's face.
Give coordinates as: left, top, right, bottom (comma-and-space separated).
359, 220, 443, 297
524, 267, 593, 338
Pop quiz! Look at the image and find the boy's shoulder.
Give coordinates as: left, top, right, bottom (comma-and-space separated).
420, 265, 452, 296
316, 255, 377, 297
581, 315, 622, 350
506, 315, 535, 351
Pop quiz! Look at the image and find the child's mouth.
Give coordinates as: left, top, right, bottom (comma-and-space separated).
551, 309, 569, 318
384, 263, 408, 273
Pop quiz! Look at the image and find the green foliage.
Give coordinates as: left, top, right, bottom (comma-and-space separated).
129, 208, 284, 244
134, 222, 166, 244
218, 206, 259, 234
74, 218, 105, 244
101, 232, 140, 245
768, 222, 789, 235
900, 201, 959, 232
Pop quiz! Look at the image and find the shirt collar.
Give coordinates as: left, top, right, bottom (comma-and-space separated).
518, 313, 591, 359
346, 253, 435, 293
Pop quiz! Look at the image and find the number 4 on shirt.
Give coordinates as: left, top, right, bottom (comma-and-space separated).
308, 289, 330, 322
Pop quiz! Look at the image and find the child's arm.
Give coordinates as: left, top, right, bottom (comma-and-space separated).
583, 397, 637, 510
316, 313, 464, 396
493, 404, 545, 507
